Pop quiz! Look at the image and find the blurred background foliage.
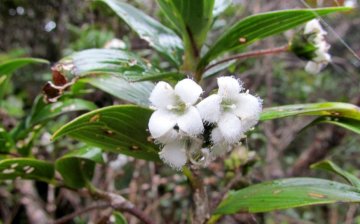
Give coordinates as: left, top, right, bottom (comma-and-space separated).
1, 0, 360, 223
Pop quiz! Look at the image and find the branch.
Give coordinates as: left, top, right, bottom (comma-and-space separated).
89, 188, 155, 224
183, 166, 210, 224
53, 203, 110, 224
204, 45, 289, 72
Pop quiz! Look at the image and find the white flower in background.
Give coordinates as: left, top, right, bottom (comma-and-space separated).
197, 77, 262, 154
104, 38, 127, 49
304, 19, 331, 74
148, 79, 204, 141
109, 155, 129, 170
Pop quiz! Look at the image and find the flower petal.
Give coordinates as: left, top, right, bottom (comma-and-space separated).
155, 129, 180, 144
149, 81, 177, 109
218, 112, 243, 143
211, 142, 232, 157
148, 109, 177, 138
305, 61, 323, 74
159, 142, 187, 170
217, 76, 243, 100
177, 106, 204, 136
211, 127, 225, 145
196, 94, 222, 123
304, 19, 327, 35
234, 93, 262, 119
175, 79, 203, 105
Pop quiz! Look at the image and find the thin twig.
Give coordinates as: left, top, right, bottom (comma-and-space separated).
89, 188, 155, 224
53, 203, 110, 224
204, 45, 289, 72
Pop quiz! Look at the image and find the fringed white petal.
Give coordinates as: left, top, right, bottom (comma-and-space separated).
149, 81, 177, 109
304, 19, 327, 35
211, 142, 232, 157
218, 112, 243, 144
177, 106, 204, 136
159, 142, 187, 170
314, 50, 331, 63
174, 79, 203, 105
305, 61, 323, 74
217, 76, 243, 100
148, 109, 177, 138
234, 93, 262, 121
196, 94, 222, 123
155, 129, 180, 144
211, 127, 225, 145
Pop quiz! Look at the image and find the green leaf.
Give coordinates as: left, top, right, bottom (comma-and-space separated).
215, 178, 360, 214
64, 49, 155, 80
157, 0, 215, 48
260, 102, 360, 121
198, 7, 350, 70
112, 211, 128, 224
0, 127, 14, 153
311, 160, 360, 188
55, 147, 103, 189
80, 75, 154, 107
133, 72, 186, 82
52, 105, 160, 161
309, 116, 360, 135
0, 58, 48, 99
213, 0, 232, 17
0, 158, 54, 183
98, 0, 184, 66
28, 98, 97, 126
0, 58, 49, 75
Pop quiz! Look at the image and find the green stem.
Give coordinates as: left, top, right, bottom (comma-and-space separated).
207, 214, 222, 224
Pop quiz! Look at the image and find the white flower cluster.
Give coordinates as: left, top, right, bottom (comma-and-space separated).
148, 77, 262, 170
304, 19, 331, 74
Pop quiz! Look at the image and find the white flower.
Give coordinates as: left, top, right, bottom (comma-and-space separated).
104, 38, 127, 49
304, 19, 327, 36
197, 77, 262, 149
159, 141, 188, 169
148, 79, 204, 142
109, 155, 129, 170
159, 137, 202, 170
304, 19, 331, 74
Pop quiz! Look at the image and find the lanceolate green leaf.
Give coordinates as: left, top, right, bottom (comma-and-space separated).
198, 7, 350, 70
98, 0, 184, 66
309, 116, 360, 134
0, 58, 48, 99
260, 102, 360, 121
215, 178, 360, 214
0, 158, 54, 183
0, 58, 49, 75
55, 147, 103, 189
311, 160, 360, 188
52, 105, 160, 161
28, 98, 97, 126
157, 0, 215, 49
64, 49, 155, 80
80, 75, 154, 107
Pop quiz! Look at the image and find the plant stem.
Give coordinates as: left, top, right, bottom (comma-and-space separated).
53, 203, 110, 224
203, 45, 289, 72
183, 166, 210, 224
88, 187, 155, 224
206, 214, 222, 224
